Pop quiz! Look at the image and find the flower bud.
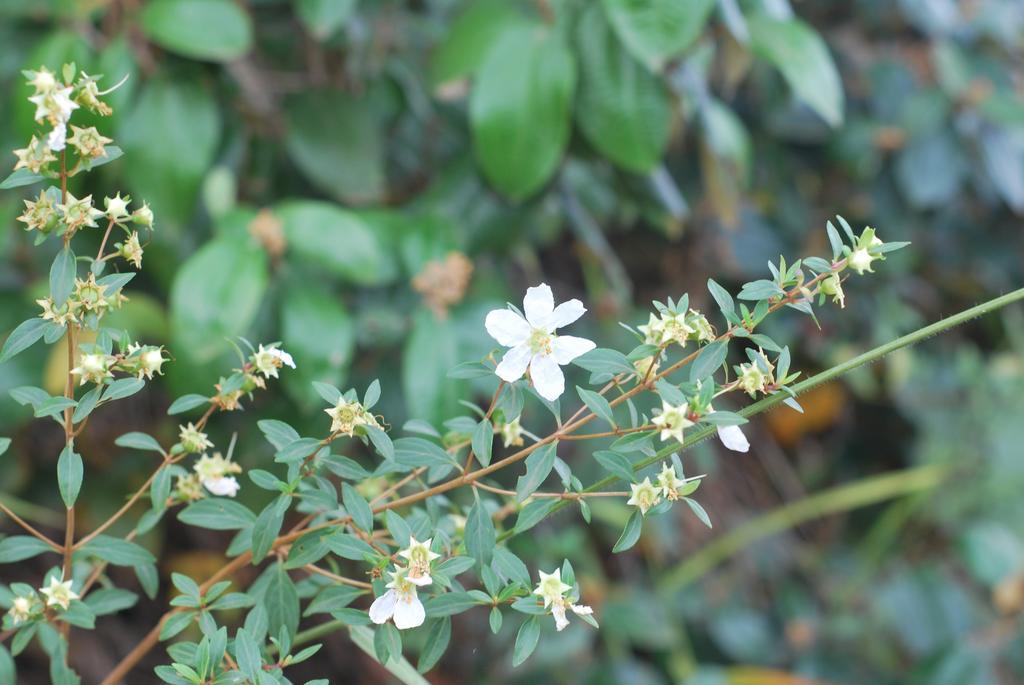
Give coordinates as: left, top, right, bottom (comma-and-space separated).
70, 353, 114, 385
179, 423, 213, 454
104, 193, 131, 221
132, 203, 154, 228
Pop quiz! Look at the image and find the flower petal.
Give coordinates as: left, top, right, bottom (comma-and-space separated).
550, 335, 596, 365
495, 344, 532, 382
392, 595, 426, 630
485, 309, 530, 347
523, 284, 554, 328
530, 353, 565, 401
552, 604, 569, 631
717, 425, 750, 453
368, 590, 397, 624
407, 573, 432, 587
543, 299, 586, 330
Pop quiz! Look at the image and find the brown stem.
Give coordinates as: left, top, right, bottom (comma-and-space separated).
0, 499, 62, 550
303, 564, 372, 589
102, 270, 837, 682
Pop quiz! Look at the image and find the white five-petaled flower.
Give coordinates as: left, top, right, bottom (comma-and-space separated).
252, 344, 296, 379
716, 424, 749, 452
651, 401, 693, 444
40, 576, 78, 611
627, 477, 662, 515
485, 284, 596, 402
398, 537, 441, 586
533, 568, 595, 632
369, 566, 425, 630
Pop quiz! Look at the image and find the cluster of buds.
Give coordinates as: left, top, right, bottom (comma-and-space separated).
533, 567, 595, 632
651, 401, 694, 444
37, 273, 128, 330
628, 462, 702, 515
370, 537, 442, 630
4, 575, 81, 628
14, 65, 123, 173
325, 397, 380, 437
639, 306, 715, 348
845, 227, 885, 276
68, 344, 167, 386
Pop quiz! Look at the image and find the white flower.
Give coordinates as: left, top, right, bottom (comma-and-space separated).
40, 576, 78, 611
398, 537, 441, 586
71, 353, 114, 385
104, 193, 131, 220
194, 452, 242, 497
656, 462, 687, 500
533, 568, 595, 632
203, 476, 240, 497
369, 566, 425, 630
7, 595, 35, 625
627, 477, 661, 515
252, 344, 295, 379
485, 284, 596, 402
46, 121, 66, 152
325, 398, 378, 436
651, 401, 693, 444
716, 425, 749, 452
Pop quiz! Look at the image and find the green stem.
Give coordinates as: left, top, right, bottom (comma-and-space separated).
656, 462, 952, 592
520, 285, 1024, 529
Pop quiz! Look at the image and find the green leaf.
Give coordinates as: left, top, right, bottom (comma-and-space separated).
276, 201, 393, 285
79, 535, 156, 566
342, 483, 374, 534
349, 625, 429, 684
120, 78, 220, 226
512, 616, 540, 667
304, 585, 364, 615
430, 0, 528, 86
115, 432, 164, 454
593, 450, 636, 483
707, 279, 736, 317
574, 5, 671, 173
423, 592, 478, 618
72, 386, 102, 423
513, 499, 556, 535
0, 438, 9, 457
141, 0, 253, 62
57, 445, 83, 508
167, 394, 209, 415
178, 499, 256, 530
294, 0, 357, 41
233, 627, 262, 679
83, 588, 138, 616
612, 509, 644, 553
252, 497, 288, 564
576, 386, 616, 427
515, 442, 558, 502
747, 14, 844, 127
325, 531, 378, 561
471, 419, 493, 467
49, 247, 76, 305
470, 23, 576, 200
170, 237, 267, 363
0, 318, 49, 364
417, 617, 451, 673
0, 168, 44, 190
465, 499, 496, 566
283, 92, 385, 205
602, 0, 715, 71
689, 341, 729, 382
0, 535, 54, 563
403, 309, 462, 426
281, 280, 355, 407
259, 562, 300, 640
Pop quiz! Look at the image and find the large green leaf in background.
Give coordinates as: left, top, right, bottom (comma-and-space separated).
281, 280, 355, 409
747, 14, 845, 128
119, 78, 221, 227
169, 236, 268, 364
469, 24, 576, 201
284, 90, 385, 205
275, 200, 395, 286
294, 0, 358, 41
601, 0, 715, 72
575, 5, 671, 173
429, 0, 529, 87
402, 309, 462, 425
140, 0, 253, 62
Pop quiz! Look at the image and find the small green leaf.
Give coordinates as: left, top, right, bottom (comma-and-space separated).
515, 442, 558, 502
342, 483, 374, 534
471, 419, 493, 467
0, 318, 49, 364
512, 616, 540, 667
50, 247, 76, 305
115, 432, 164, 453
612, 509, 644, 553
576, 386, 616, 427
417, 617, 451, 673
0, 536, 54, 563
57, 445, 83, 508
465, 499, 496, 566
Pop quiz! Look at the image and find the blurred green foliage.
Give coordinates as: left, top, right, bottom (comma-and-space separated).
2, 0, 1024, 683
